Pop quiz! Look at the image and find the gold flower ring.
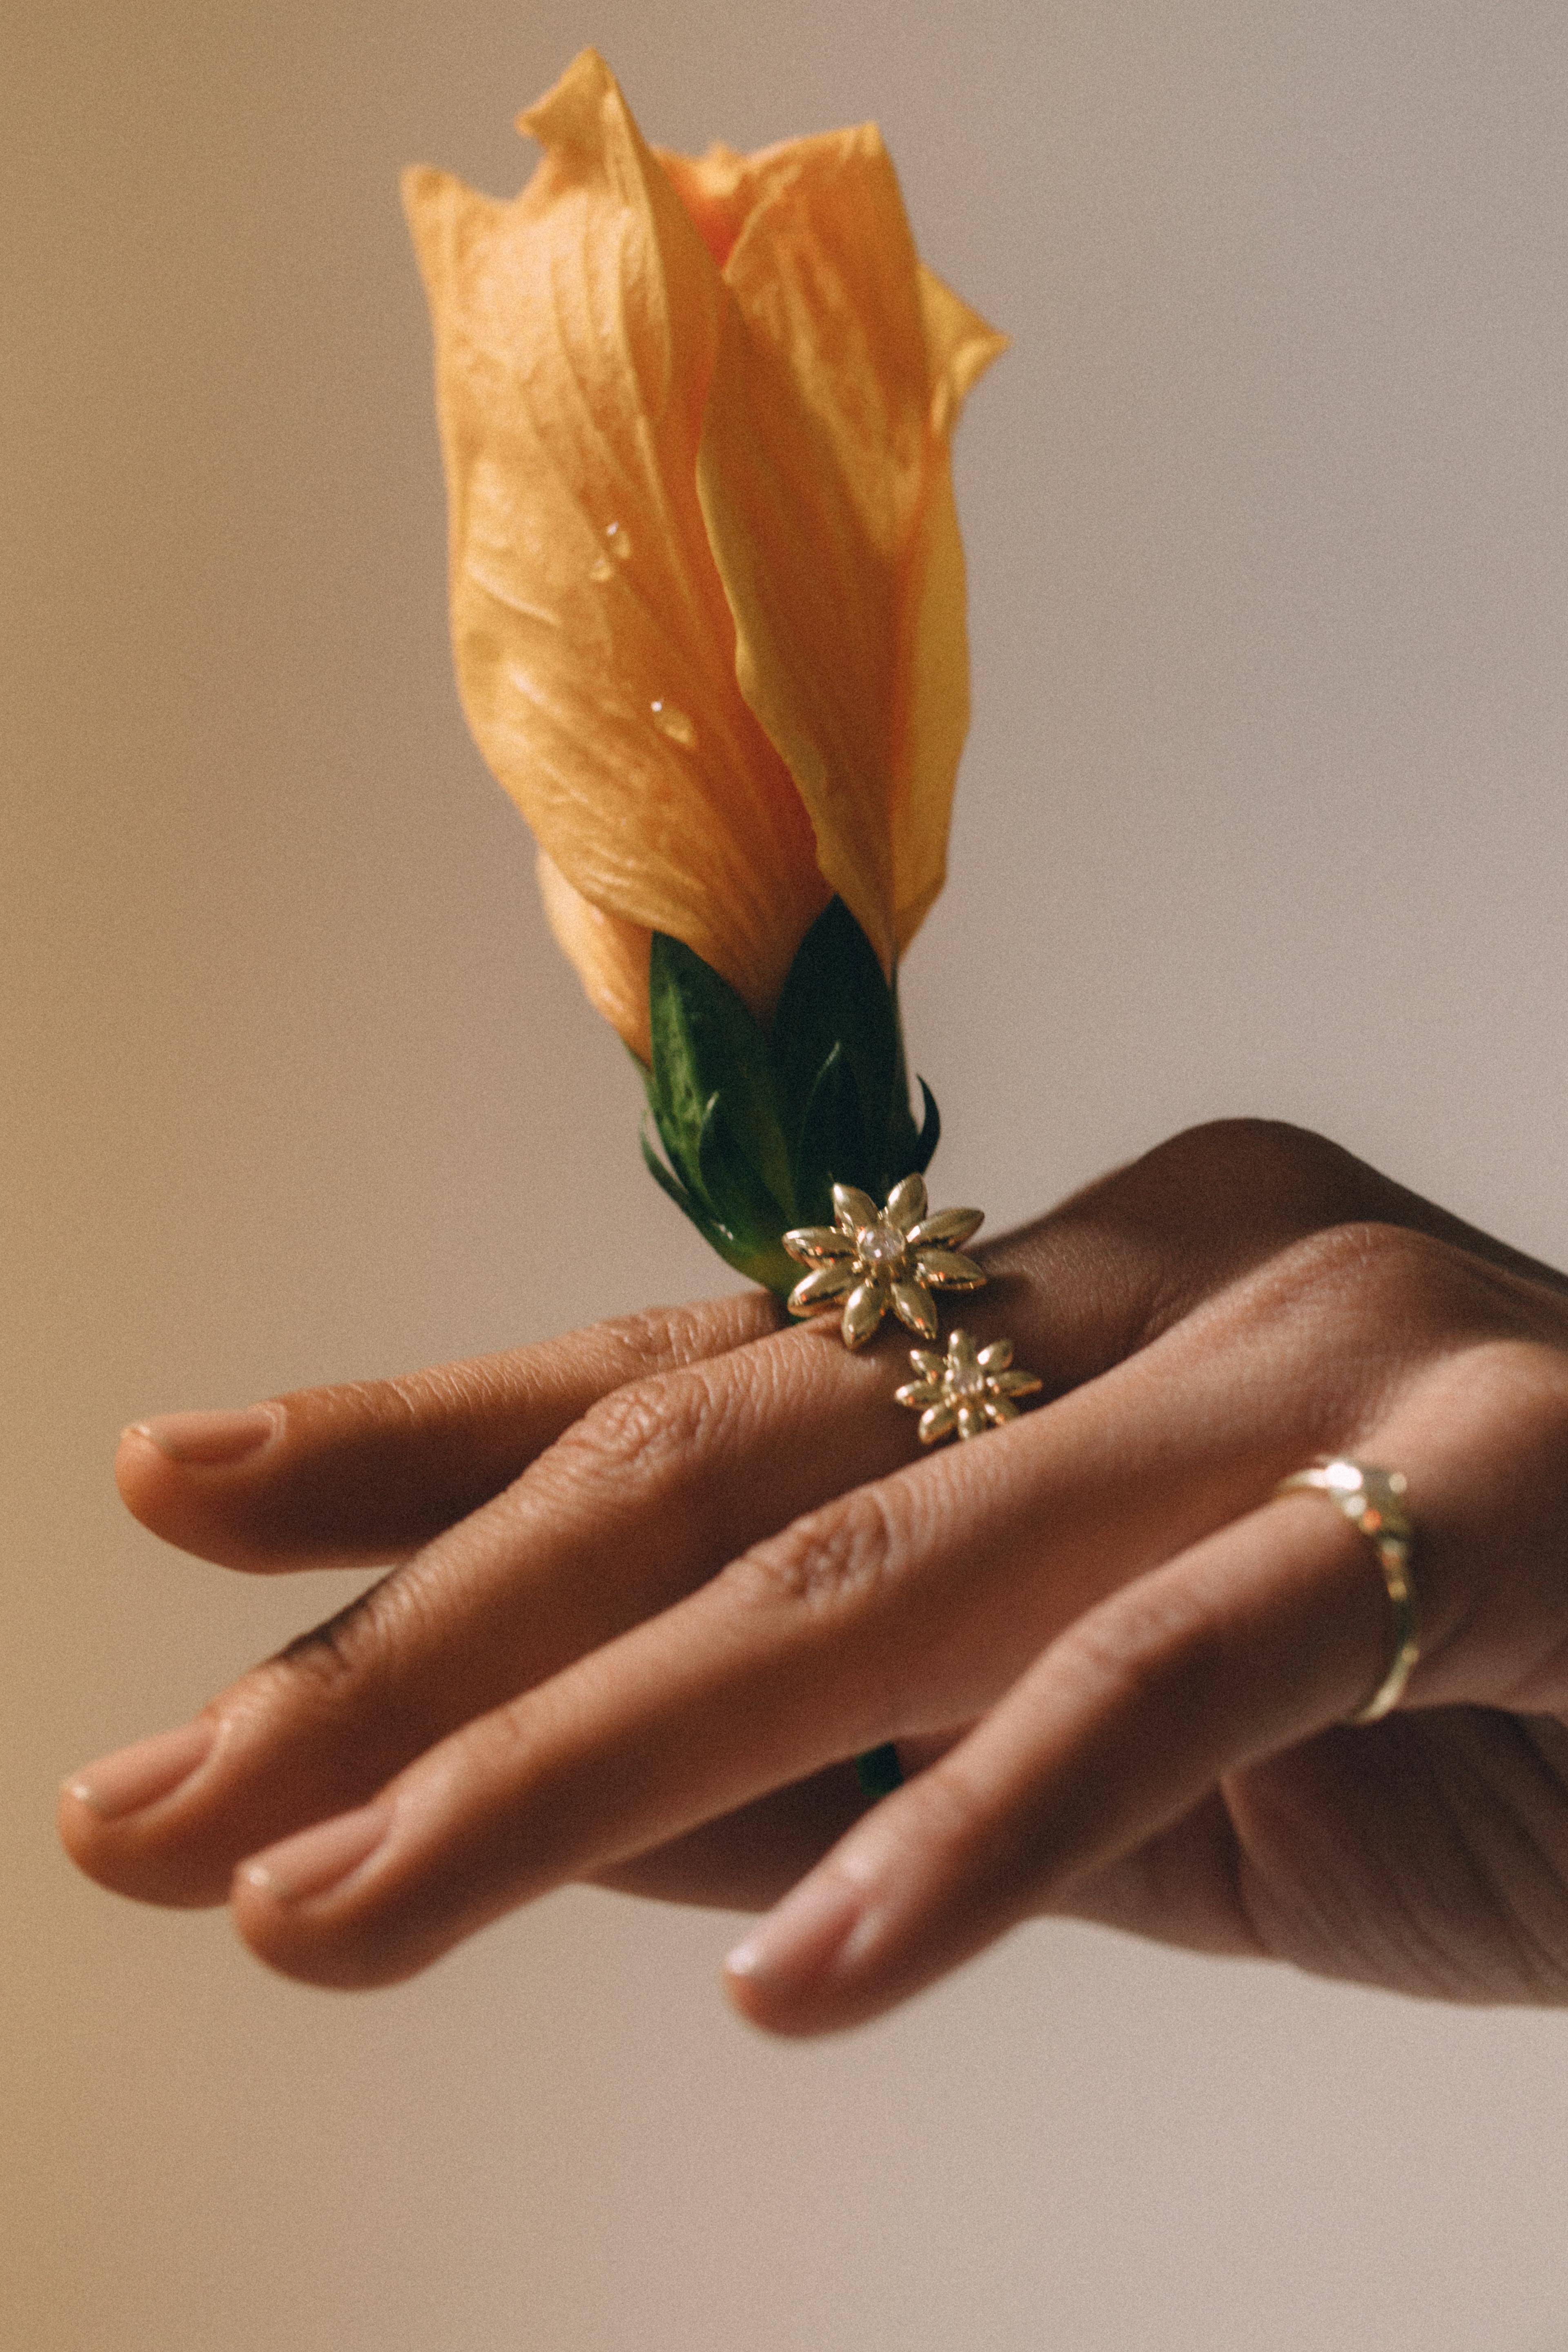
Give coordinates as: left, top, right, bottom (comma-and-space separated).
784, 1177, 986, 1349
1274, 1459, 1419, 1722
895, 1327, 1042, 1444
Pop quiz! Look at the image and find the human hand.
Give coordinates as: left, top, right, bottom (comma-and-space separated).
60, 1120, 1568, 2033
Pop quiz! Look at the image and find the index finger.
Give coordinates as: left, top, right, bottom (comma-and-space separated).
115, 1289, 781, 1572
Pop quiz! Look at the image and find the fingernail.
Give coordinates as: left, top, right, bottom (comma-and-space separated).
126, 1405, 278, 1467
64, 1717, 216, 1820
726, 1871, 866, 1995
242, 1802, 391, 1904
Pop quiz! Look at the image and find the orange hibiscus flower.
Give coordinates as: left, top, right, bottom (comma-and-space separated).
404, 49, 1003, 1063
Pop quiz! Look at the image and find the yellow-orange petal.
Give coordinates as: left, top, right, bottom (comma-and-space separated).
653, 140, 759, 271
403, 50, 827, 1029
535, 851, 652, 1060
893, 270, 1007, 951
695, 128, 1003, 973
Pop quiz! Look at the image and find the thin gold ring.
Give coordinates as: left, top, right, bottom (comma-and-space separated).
1274, 1459, 1418, 1723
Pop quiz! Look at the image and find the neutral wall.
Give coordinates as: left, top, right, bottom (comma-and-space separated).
7, 4, 1568, 2347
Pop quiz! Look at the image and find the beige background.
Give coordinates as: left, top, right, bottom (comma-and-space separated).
8, 3, 1568, 2346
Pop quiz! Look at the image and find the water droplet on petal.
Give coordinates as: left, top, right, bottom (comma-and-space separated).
650, 699, 697, 749
604, 521, 632, 563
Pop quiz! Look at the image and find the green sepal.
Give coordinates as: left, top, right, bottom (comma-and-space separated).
695, 1096, 799, 1294
648, 933, 791, 1212
789, 1042, 872, 1232
772, 898, 900, 1169
639, 898, 941, 1299
639, 1116, 795, 1290
910, 1076, 941, 1174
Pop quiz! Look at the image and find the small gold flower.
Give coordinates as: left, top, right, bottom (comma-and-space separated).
783, 1175, 985, 1348
895, 1327, 1042, 1444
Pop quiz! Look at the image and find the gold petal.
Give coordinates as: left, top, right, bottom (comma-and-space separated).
918, 1401, 958, 1445
908, 1349, 944, 1379
832, 1183, 879, 1235
907, 1207, 983, 1250
947, 1328, 980, 1377
977, 1338, 1012, 1371
915, 1247, 986, 1290
890, 1280, 938, 1340
782, 1225, 856, 1264
842, 1280, 887, 1349
894, 1378, 944, 1407
956, 1401, 986, 1441
403, 50, 828, 1045
788, 1263, 858, 1312
886, 1174, 928, 1233
984, 1394, 1019, 1424
992, 1369, 1043, 1397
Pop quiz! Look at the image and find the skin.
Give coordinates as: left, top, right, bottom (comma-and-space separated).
59, 1119, 1568, 2036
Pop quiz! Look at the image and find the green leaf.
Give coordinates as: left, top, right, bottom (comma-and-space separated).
648, 933, 793, 1214
771, 899, 904, 1169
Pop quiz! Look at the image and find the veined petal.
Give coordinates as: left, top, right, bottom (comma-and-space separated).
893, 270, 1007, 953
654, 140, 773, 271
403, 50, 827, 1039
696, 137, 1005, 973
695, 126, 938, 973
535, 852, 652, 1060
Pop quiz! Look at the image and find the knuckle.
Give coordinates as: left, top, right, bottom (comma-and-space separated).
595, 1303, 705, 1379
1050, 1576, 1223, 1721
252, 1566, 413, 1710
1254, 1218, 1461, 1333
591, 1295, 771, 1384
1143, 1118, 1365, 1220
1434, 1337, 1568, 1481
547, 1360, 733, 1500
734, 1481, 908, 1617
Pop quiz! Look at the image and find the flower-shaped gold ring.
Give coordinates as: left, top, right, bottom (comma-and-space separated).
783, 1177, 985, 1349
895, 1328, 1042, 1444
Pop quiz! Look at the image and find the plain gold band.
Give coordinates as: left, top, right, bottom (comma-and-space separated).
1274, 1459, 1419, 1723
